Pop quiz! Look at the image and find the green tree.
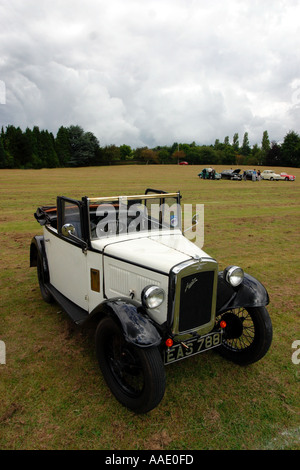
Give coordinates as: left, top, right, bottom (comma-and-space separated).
55, 126, 72, 166
68, 125, 99, 167
0, 135, 7, 168
140, 148, 158, 164
5, 125, 24, 167
170, 142, 179, 154
281, 130, 300, 167
101, 145, 120, 165
266, 141, 282, 166
241, 132, 251, 156
261, 130, 270, 164
68, 125, 85, 166
158, 148, 171, 164
119, 144, 132, 161
232, 133, 239, 152
172, 149, 185, 165
39, 130, 59, 168
249, 143, 263, 165
31, 126, 44, 168
222, 145, 236, 165
83, 132, 100, 166
195, 146, 216, 165
185, 148, 200, 164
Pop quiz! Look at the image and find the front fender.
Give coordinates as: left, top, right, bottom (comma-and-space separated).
90, 298, 162, 348
216, 272, 269, 314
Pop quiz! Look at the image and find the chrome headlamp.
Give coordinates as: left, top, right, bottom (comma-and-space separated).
142, 286, 165, 309
224, 266, 244, 287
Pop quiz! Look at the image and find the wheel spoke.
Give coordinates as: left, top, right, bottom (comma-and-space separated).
215, 305, 272, 365
218, 307, 256, 351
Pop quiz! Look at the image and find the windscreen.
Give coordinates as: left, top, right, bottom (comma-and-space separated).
88, 193, 181, 239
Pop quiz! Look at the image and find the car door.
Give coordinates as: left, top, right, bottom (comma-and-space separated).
45, 197, 89, 311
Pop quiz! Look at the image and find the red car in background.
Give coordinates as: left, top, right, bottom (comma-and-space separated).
280, 172, 296, 181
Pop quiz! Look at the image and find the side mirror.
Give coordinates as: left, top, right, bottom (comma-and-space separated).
61, 223, 87, 253
62, 223, 76, 237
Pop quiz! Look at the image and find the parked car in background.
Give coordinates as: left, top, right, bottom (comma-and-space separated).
242, 170, 255, 180
261, 170, 282, 181
280, 172, 296, 181
179, 161, 189, 165
221, 169, 242, 180
198, 168, 221, 179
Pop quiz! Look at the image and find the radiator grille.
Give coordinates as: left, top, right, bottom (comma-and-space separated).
178, 271, 215, 332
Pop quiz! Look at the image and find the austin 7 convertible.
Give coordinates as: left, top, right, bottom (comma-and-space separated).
30, 189, 272, 413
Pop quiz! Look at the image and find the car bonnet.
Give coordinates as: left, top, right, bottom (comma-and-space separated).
91, 232, 211, 274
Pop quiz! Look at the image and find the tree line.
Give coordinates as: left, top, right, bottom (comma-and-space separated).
0, 124, 299, 169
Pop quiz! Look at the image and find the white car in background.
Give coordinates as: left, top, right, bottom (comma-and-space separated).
261, 170, 282, 181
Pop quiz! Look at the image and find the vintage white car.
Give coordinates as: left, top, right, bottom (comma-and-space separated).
261, 170, 282, 180
30, 189, 272, 413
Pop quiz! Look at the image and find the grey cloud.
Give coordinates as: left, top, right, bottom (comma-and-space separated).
1, 0, 300, 148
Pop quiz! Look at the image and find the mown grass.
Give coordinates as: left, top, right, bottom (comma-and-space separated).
0, 164, 299, 450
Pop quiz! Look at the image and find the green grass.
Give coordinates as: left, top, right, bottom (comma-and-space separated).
0, 164, 299, 450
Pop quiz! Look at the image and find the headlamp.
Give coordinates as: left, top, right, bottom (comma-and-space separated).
224, 266, 244, 287
142, 286, 165, 309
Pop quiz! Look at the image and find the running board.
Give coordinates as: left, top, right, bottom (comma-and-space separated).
46, 284, 89, 325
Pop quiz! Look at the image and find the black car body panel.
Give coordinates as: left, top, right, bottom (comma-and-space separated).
221, 169, 242, 180
90, 298, 162, 347
216, 272, 269, 314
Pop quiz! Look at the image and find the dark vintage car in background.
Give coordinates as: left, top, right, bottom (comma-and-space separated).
198, 168, 221, 179
242, 169, 257, 180
221, 169, 242, 180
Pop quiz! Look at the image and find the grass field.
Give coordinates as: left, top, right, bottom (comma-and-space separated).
0, 164, 299, 450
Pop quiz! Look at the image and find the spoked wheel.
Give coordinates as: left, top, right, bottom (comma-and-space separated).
95, 316, 166, 413
216, 306, 272, 365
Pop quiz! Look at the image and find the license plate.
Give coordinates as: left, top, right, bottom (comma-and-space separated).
164, 331, 222, 365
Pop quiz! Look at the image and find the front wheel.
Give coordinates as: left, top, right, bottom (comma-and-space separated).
95, 316, 166, 413
216, 306, 272, 365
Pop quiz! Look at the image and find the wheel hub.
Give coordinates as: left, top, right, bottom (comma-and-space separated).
222, 311, 244, 339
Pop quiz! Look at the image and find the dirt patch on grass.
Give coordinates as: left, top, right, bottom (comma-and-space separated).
143, 429, 173, 450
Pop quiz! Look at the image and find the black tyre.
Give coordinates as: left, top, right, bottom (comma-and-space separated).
216, 306, 272, 365
95, 316, 166, 413
37, 256, 53, 303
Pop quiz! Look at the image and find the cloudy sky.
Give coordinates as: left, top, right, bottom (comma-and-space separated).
1, 0, 300, 148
